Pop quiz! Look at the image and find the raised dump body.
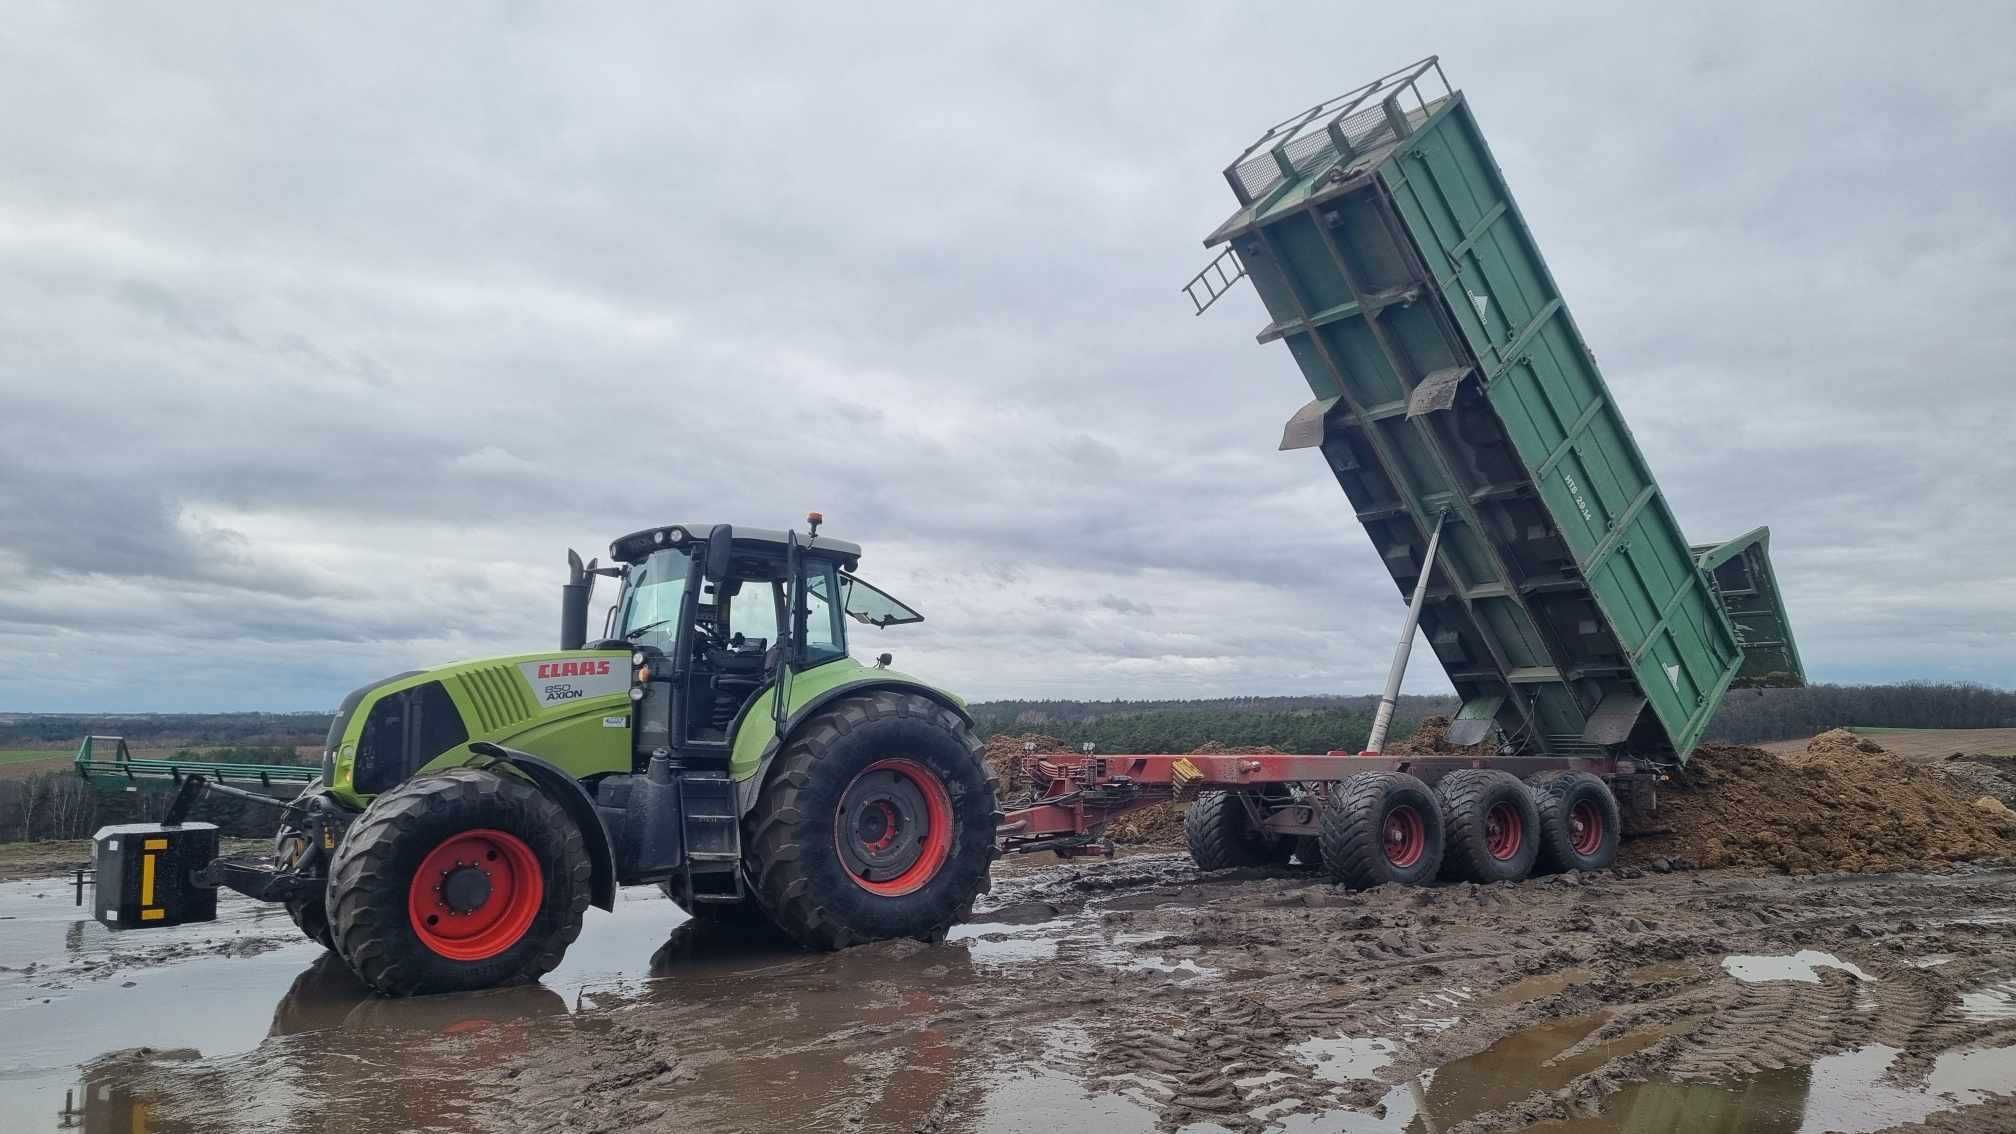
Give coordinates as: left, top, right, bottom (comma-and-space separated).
1199, 58, 1801, 765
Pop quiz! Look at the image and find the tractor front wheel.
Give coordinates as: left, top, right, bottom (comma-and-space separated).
326, 767, 590, 996
746, 692, 994, 950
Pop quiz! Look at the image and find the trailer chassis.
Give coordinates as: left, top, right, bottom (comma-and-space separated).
995, 749, 1657, 855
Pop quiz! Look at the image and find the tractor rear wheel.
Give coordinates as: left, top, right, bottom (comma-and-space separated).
1318, 772, 1444, 889
746, 692, 994, 951
1184, 791, 1292, 870
326, 767, 590, 996
1530, 771, 1621, 874
1437, 770, 1540, 884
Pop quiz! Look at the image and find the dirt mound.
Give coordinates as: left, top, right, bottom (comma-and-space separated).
1385, 715, 1488, 756
982, 733, 1071, 795
1788, 727, 1888, 764
1625, 740, 2014, 873
1939, 752, 2016, 809
1109, 744, 1286, 846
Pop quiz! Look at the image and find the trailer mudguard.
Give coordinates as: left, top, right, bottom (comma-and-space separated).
465, 742, 617, 912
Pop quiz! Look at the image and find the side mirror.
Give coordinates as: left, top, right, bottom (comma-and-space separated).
704, 524, 734, 583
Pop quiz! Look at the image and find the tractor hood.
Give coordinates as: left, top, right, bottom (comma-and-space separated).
322, 650, 636, 806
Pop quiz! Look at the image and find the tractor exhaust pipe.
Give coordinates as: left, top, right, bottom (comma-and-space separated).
561, 549, 591, 651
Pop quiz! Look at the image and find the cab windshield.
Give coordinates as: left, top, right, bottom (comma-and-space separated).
618, 548, 691, 650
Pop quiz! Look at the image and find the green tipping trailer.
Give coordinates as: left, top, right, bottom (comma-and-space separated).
1192, 58, 1801, 765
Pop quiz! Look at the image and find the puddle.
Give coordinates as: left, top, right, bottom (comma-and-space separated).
1292, 1035, 1397, 1082
1487, 968, 1594, 1005
1721, 950, 1875, 984
975, 1023, 1162, 1134
1539, 1041, 2016, 1134
1960, 978, 2016, 1021
1278, 1013, 1665, 1133
0, 877, 693, 1133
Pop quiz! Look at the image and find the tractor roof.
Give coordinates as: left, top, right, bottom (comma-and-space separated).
609, 524, 862, 568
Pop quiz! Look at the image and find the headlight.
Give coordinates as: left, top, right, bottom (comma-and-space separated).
629, 686, 645, 702
631, 650, 647, 667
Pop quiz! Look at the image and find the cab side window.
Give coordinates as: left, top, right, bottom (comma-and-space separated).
802, 564, 846, 663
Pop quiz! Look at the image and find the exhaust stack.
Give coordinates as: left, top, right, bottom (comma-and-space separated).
560, 549, 591, 650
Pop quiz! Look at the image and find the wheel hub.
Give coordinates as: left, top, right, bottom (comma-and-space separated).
1569, 799, 1604, 856
440, 863, 493, 914
1485, 801, 1523, 861
1382, 805, 1426, 868
405, 829, 544, 961
835, 758, 955, 897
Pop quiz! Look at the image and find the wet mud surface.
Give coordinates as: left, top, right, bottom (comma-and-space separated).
9, 853, 2016, 1134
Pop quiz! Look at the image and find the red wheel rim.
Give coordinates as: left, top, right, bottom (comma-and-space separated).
1569, 800, 1604, 856
407, 829, 544, 961
836, 758, 954, 897
1485, 801, 1523, 861
1383, 804, 1426, 868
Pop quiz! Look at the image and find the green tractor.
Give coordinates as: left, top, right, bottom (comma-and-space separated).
90, 517, 997, 996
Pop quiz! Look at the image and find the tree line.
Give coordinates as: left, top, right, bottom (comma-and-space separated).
0, 712, 328, 749
1702, 682, 2016, 743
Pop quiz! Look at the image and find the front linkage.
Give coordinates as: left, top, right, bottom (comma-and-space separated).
81, 773, 351, 930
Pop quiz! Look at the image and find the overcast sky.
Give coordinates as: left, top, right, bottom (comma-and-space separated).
2, 4, 2012, 713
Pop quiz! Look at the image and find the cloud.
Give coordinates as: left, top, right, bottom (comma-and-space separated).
2, 3, 2013, 710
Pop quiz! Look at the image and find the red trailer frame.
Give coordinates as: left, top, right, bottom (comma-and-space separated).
995, 749, 1651, 857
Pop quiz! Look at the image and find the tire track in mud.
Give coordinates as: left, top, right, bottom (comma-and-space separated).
1666, 967, 1865, 1077
1030, 860, 2016, 1134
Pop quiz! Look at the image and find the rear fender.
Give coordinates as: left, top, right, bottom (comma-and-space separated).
465, 742, 617, 912
734, 679, 975, 814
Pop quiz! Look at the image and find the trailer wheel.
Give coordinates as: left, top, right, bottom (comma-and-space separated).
747, 691, 994, 951
326, 767, 590, 996
1184, 791, 1291, 870
1530, 771, 1621, 874
1437, 770, 1540, 883
1319, 772, 1444, 889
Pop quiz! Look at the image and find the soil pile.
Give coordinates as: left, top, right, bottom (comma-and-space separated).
1384, 715, 1489, 756
1786, 727, 1888, 765
1625, 737, 2014, 873
1939, 752, 2016, 810
982, 733, 1070, 795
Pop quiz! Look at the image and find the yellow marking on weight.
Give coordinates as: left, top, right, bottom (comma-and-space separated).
140, 851, 158, 907
144, 838, 168, 849
141, 908, 165, 921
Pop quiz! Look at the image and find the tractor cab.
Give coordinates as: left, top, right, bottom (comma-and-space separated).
582, 520, 923, 766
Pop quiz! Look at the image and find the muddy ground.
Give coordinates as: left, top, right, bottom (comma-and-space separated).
8, 729, 2016, 1133
9, 853, 2015, 1134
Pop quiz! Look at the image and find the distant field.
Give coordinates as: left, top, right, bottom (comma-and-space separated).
1760, 727, 2016, 761
0, 749, 73, 780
